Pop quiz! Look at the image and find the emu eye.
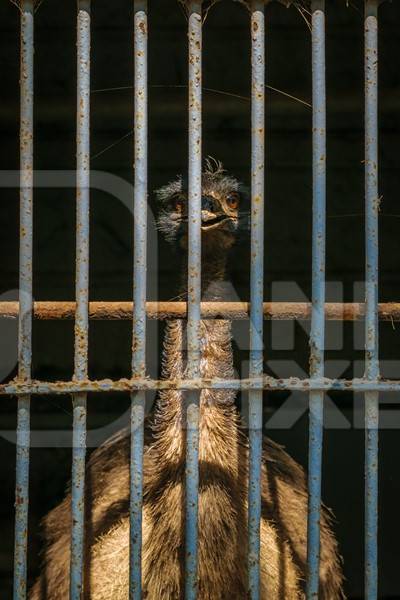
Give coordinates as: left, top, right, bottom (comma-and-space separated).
226, 192, 240, 210
173, 196, 184, 213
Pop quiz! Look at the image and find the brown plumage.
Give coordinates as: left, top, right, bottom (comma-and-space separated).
30, 161, 344, 599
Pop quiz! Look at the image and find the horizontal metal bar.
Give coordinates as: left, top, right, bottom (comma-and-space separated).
3, 377, 400, 395
2, 301, 400, 321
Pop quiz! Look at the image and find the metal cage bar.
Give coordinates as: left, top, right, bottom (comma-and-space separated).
364, 1, 380, 598
248, 2, 265, 598
13, 2, 34, 598
130, 2, 148, 598
4, 376, 400, 395
2, 300, 400, 321
307, 2, 326, 598
185, 2, 203, 598
70, 2, 91, 597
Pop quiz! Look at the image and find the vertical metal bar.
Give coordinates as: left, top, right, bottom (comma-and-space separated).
185, 1, 202, 598
13, 2, 34, 598
130, 2, 148, 599
307, 2, 326, 599
248, 2, 265, 599
364, 2, 379, 598
71, 2, 90, 598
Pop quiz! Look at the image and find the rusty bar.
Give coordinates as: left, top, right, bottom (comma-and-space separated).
248, 2, 265, 598
13, 1, 34, 598
3, 376, 400, 395
364, 1, 379, 598
130, 2, 148, 598
307, 2, 326, 598
185, 2, 202, 598
1, 300, 400, 321
70, 2, 91, 598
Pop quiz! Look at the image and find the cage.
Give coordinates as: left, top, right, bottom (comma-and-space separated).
0, 0, 399, 598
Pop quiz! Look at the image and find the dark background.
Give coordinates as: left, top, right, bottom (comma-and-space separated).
0, 0, 400, 597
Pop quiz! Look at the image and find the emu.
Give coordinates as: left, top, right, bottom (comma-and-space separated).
30, 161, 344, 599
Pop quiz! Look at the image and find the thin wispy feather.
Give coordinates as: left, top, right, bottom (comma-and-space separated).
9, 0, 44, 11
236, 0, 359, 15
90, 83, 310, 161
178, 0, 221, 22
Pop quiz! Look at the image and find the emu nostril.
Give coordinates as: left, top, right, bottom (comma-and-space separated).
201, 209, 216, 223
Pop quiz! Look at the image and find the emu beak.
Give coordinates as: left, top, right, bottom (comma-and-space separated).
200, 198, 229, 229
201, 209, 218, 223
200, 210, 230, 230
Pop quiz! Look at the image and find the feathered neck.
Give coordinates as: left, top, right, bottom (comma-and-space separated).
150, 245, 241, 464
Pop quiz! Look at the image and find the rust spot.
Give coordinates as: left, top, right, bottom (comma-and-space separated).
138, 21, 147, 36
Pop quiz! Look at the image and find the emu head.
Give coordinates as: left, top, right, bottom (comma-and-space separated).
155, 159, 250, 253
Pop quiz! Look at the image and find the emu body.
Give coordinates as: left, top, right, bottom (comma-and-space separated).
30, 163, 344, 599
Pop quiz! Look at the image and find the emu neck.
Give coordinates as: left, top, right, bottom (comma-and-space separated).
152, 247, 240, 462
177, 249, 231, 301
